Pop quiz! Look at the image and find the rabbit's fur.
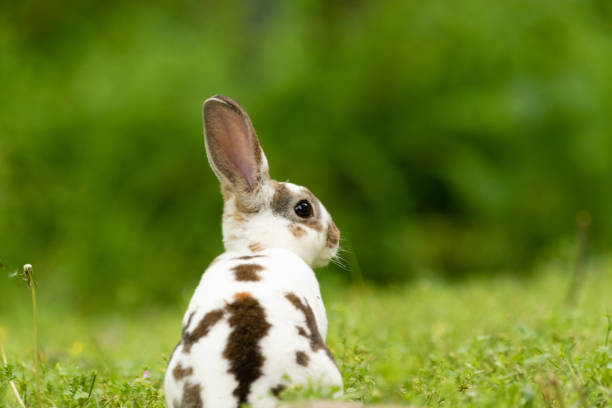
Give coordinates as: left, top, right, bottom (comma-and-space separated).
164, 96, 342, 408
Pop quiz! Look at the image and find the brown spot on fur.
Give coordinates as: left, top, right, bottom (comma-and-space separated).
296, 351, 310, 366
285, 293, 335, 363
182, 309, 225, 353
234, 255, 264, 260
289, 223, 307, 238
225, 211, 245, 222
233, 291, 252, 301
248, 242, 263, 252
223, 293, 272, 406
184, 312, 196, 334
232, 263, 264, 281
299, 218, 323, 231
271, 183, 292, 216
181, 381, 203, 408
173, 310, 196, 356
270, 384, 286, 397
326, 221, 340, 248
173, 311, 196, 356
173, 362, 194, 381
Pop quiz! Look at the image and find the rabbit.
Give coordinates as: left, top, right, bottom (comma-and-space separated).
164, 95, 343, 408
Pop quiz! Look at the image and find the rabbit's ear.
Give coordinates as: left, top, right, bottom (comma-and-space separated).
203, 96, 269, 198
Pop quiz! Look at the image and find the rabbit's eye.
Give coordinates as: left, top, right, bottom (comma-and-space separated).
294, 200, 313, 218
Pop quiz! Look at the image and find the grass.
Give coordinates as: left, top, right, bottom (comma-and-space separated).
1, 260, 611, 407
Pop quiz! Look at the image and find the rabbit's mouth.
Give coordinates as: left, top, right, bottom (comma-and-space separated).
312, 240, 340, 268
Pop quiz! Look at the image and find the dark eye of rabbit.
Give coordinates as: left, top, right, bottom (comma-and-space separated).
294, 200, 313, 218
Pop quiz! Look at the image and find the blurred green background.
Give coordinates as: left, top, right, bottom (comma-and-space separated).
1, 0, 611, 312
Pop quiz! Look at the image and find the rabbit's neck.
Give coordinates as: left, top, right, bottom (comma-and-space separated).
221, 213, 322, 268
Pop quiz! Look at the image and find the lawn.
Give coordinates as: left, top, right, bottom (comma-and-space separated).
1, 260, 611, 407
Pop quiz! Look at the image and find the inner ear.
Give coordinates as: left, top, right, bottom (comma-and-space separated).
203, 96, 266, 193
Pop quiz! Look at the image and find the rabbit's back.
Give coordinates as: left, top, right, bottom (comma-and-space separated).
164, 249, 342, 408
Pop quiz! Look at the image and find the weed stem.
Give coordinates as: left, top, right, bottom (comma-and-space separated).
605, 313, 611, 347
566, 211, 591, 306
24, 264, 42, 408
0, 342, 26, 407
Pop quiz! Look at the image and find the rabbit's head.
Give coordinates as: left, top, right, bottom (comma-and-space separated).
203, 95, 340, 267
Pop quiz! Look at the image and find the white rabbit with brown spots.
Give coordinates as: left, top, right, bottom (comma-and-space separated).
164, 95, 342, 408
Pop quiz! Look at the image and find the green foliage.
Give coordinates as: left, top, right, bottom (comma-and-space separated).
1, 262, 610, 406
1, 361, 165, 407
2, 0, 612, 308
325, 265, 612, 407
274, 380, 342, 403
